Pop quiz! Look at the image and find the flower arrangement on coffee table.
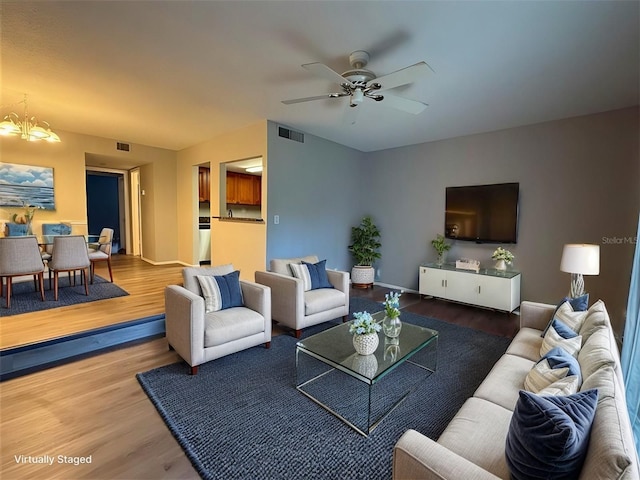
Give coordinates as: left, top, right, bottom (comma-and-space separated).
349, 311, 381, 355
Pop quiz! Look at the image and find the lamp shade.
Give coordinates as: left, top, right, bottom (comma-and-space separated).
560, 244, 600, 275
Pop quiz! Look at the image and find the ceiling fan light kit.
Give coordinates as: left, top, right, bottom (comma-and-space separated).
282, 50, 431, 123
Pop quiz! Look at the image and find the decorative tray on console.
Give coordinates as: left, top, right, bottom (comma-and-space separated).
455, 258, 480, 272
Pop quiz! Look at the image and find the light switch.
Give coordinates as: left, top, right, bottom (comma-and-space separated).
274, 215, 280, 225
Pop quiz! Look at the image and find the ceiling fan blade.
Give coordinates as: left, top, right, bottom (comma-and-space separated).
302, 62, 353, 87
282, 94, 343, 105
380, 94, 428, 114
375, 62, 433, 92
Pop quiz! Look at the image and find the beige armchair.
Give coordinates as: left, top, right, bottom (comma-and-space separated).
255, 255, 350, 338
165, 265, 271, 375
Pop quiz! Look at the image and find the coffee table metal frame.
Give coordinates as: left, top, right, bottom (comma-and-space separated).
296, 312, 438, 436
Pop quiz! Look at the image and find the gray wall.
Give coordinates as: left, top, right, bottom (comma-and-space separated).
265, 108, 638, 334
266, 121, 366, 271
365, 107, 639, 333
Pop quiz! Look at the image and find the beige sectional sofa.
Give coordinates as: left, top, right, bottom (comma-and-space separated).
393, 300, 639, 480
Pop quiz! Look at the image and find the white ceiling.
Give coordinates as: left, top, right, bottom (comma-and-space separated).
2, 1, 638, 153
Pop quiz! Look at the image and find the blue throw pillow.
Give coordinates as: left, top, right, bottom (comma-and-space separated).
302, 260, 334, 290
506, 389, 598, 480
290, 260, 334, 291
196, 270, 244, 313
542, 294, 589, 337
551, 318, 578, 340
541, 346, 582, 385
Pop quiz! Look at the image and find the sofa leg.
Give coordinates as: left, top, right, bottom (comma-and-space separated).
265, 341, 271, 349
168, 344, 174, 351
189, 366, 198, 375
342, 316, 348, 323
294, 329, 302, 339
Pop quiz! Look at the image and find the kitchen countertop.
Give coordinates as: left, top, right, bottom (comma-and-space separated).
215, 217, 265, 224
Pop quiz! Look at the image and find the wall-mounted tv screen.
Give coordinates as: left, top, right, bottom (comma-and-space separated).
445, 182, 519, 243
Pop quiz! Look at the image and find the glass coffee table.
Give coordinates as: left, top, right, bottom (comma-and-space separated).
296, 311, 438, 436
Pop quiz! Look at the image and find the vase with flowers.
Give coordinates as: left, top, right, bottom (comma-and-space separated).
431, 234, 451, 266
382, 291, 402, 338
349, 311, 381, 355
10, 204, 40, 235
492, 247, 514, 270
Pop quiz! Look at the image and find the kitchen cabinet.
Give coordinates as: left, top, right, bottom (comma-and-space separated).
198, 167, 210, 202
419, 263, 521, 312
226, 172, 261, 206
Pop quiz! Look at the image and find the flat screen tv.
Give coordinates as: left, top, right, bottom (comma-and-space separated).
445, 182, 519, 243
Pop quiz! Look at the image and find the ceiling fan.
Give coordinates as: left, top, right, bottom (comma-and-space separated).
282, 50, 432, 122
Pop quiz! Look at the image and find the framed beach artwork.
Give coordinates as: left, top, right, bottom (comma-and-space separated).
0, 162, 55, 210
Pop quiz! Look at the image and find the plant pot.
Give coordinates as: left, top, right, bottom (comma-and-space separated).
353, 333, 379, 355
351, 265, 375, 289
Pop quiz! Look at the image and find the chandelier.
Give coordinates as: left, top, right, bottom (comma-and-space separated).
0, 94, 61, 142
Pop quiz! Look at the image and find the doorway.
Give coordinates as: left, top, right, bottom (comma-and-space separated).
86, 170, 125, 253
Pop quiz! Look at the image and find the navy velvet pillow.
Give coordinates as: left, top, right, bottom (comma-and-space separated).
506, 389, 598, 480
302, 260, 334, 290
542, 346, 582, 385
542, 294, 590, 337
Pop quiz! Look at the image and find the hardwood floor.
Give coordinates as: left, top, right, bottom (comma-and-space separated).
0, 257, 519, 480
0, 255, 184, 349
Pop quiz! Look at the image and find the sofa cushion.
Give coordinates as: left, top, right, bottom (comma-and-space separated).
474, 353, 534, 411
578, 299, 610, 344
506, 327, 544, 361
289, 259, 333, 291
437, 397, 513, 479
270, 255, 318, 276
579, 387, 639, 479
303, 287, 346, 316
581, 365, 616, 399
505, 389, 598, 480
524, 347, 582, 393
204, 307, 265, 347
577, 326, 616, 379
540, 319, 582, 358
197, 271, 244, 313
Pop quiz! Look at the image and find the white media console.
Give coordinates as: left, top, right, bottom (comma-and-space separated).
419, 263, 521, 312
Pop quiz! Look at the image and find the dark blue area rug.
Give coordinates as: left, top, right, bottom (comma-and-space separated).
1, 275, 128, 316
137, 298, 510, 480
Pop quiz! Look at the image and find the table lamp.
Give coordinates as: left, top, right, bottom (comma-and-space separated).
560, 244, 600, 298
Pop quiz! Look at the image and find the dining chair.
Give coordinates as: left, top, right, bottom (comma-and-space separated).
87, 228, 114, 283
48, 235, 91, 301
40, 223, 72, 261
0, 236, 45, 308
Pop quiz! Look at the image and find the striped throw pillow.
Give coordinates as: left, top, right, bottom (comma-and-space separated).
196, 270, 244, 313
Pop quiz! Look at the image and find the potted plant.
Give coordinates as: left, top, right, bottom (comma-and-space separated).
431, 234, 451, 265
349, 311, 381, 355
492, 247, 514, 270
348, 215, 381, 288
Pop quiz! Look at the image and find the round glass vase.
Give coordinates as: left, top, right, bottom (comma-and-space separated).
353, 333, 379, 355
382, 315, 402, 338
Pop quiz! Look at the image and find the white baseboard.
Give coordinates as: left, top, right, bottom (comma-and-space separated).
140, 257, 193, 267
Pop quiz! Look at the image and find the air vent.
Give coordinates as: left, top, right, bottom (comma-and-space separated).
116, 142, 130, 152
278, 126, 304, 143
